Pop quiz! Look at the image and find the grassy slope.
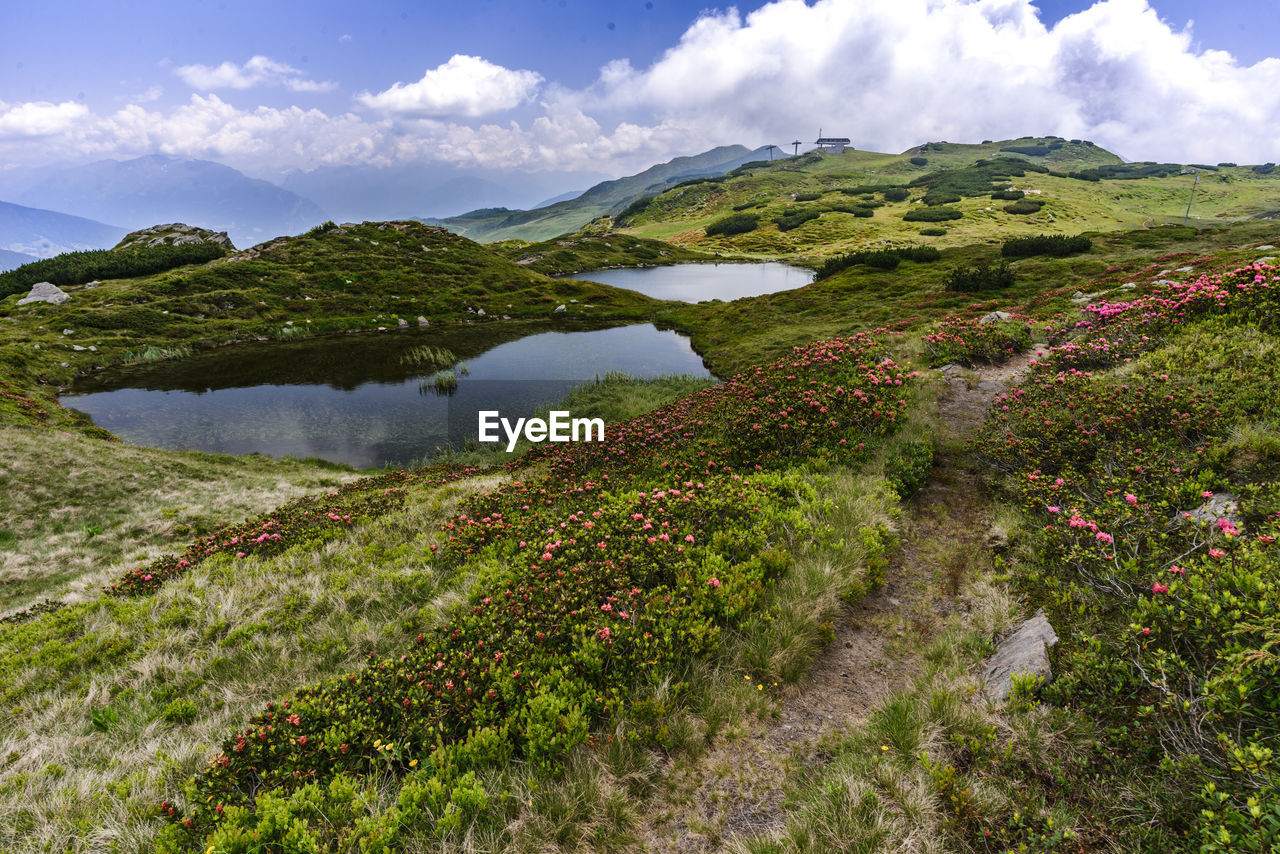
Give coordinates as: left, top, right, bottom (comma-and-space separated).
0, 428, 358, 614
621, 137, 1280, 262
0, 140, 1278, 851
490, 229, 716, 277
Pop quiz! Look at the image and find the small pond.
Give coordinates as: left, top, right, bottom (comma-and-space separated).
62, 322, 711, 469
572, 261, 813, 302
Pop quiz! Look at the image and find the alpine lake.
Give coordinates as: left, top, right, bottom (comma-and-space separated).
62, 262, 814, 468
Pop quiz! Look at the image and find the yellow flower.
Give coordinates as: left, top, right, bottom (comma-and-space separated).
409, 759, 418, 768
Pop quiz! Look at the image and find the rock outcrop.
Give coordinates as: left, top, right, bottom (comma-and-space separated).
16, 282, 70, 305
983, 610, 1058, 702
114, 223, 234, 251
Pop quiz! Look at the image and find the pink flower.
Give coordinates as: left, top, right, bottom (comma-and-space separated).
685, 534, 695, 542
1168, 565, 1185, 575
597, 627, 611, 640
1152, 582, 1169, 594
1047, 506, 1060, 514
1201, 490, 1214, 499
236, 551, 246, 558
1208, 548, 1226, 560
1125, 494, 1138, 505
707, 577, 721, 588
1095, 532, 1114, 544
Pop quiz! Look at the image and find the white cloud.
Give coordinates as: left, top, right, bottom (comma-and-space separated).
0, 100, 90, 138
357, 54, 543, 117
581, 0, 1280, 164
175, 55, 337, 93
4, 1, 1280, 175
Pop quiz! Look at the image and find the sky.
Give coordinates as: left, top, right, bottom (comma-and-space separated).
1, 0, 1278, 180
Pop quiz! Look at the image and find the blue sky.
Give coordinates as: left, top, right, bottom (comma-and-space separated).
2, 0, 1278, 177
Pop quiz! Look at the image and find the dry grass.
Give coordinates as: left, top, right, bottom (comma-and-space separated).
0, 474, 505, 853
0, 426, 363, 614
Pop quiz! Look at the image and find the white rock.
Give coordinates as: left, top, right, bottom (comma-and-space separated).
983, 611, 1058, 702
17, 282, 70, 305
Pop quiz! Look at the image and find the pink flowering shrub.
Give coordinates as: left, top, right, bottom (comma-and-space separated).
975, 259, 1280, 849
159, 334, 914, 849
922, 315, 1032, 367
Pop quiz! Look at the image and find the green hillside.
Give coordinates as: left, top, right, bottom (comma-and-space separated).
430, 145, 770, 243
2, 138, 1280, 853
616, 137, 1280, 262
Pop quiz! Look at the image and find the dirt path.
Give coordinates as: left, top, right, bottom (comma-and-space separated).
637, 353, 1034, 852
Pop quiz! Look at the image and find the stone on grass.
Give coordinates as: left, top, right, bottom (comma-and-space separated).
17, 282, 70, 305
983, 610, 1058, 702
979, 310, 1012, 324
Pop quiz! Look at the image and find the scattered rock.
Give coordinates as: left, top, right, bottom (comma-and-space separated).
569, 299, 578, 304
1179, 492, 1242, 528
979, 310, 1011, 325
985, 528, 1010, 552
1257, 244, 1276, 250
417, 316, 429, 327
554, 304, 567, 313
71, 345, 86, 351
1175, 265, 1194, 272
88, 346, 97, 352
476, 308, 486, 316
1255, 256, 1276, 266
114, 222, 234, 250
983, 610, 1058, 702
938, 363, 964, 375
82, 280, 101, 289
397, 318, 408, 328
1119, 283, 1136, 290
17, 282, 71, 305
62, 328, 74, 336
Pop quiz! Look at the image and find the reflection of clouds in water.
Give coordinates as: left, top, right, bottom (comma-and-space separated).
571, 263, 813, 303
60, 324, 711, 468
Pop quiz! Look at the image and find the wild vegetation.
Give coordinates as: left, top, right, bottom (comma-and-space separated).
1, 135, 1279, 852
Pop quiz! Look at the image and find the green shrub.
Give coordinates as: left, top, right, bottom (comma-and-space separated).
922, 191, 962, 206
903, 206, 962, 223
885, 438, 936, 499
943, 260, 1015, 291
775, 209, 821, 231
612, 195, 655, 227
1253, 163, 1277, 175
999, 145, 1051, 156
1003, 199, 1044, 215
883, 188, 910, 202
0, 244, 229, 300
705, 213, 760, 237
793, 192, 822, 202
919, 227, 948, 236
815, 245, 939, 279
1001, 233, 1091, 257
824, 204, 874, 217
162, 699, 199, 724
909, 156, 928, 166
991, 189, 1024, 200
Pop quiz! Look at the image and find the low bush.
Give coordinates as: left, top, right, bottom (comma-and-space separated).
0, 244, 229, 300
922, 191, 962, 206
1002, 199, 1044, 215
815, 245, 940, 279
1001, 233, 1091, 257
884, 438, 936, 499
775, 209, 821, 232
999, 145, 1051, 156
883, 188, 910, 202
919, 227, 948, 236
904, 206, 962, 223
921, 315, 1030, 365
612, 196, 655, 227
942, 260, 1015, 291
793, 192, 822, 202
705, 213, 760, 237
909, 156, 928, 166
990, 189, 1024, 201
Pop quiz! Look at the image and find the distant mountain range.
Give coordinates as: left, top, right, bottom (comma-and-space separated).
0, 145, 772, 256
2, 156, 328, 248
0, 200, 127, 260
429, 145, 775, 243
277, 164, 608, 222
0, 248, 41, 271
